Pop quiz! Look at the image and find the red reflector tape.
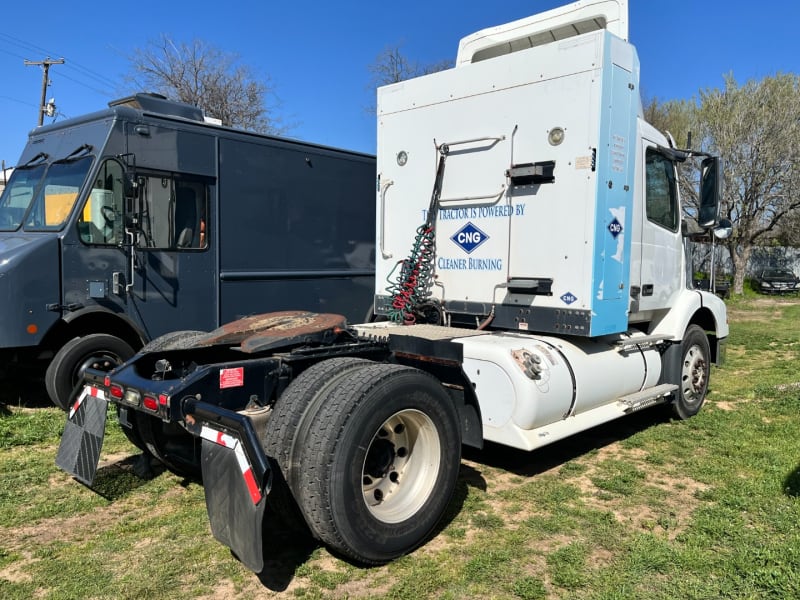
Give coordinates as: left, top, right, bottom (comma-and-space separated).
199, 425, 263, 504
68, 388, 87, 420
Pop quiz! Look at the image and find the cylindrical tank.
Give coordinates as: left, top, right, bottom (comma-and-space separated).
457, 330, 661, 431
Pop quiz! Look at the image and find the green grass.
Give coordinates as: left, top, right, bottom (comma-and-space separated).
2, 297, 800, 599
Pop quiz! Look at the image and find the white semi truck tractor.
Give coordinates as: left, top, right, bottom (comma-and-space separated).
58, 0, 729, 573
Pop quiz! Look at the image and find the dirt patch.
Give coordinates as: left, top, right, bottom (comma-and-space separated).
0, 550, 36, 584
727, 296, 800, 321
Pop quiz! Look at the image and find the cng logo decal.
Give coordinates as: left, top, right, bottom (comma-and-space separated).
451, 222, 488, 254
607, 217, 623, 239
560, 292, 577, 305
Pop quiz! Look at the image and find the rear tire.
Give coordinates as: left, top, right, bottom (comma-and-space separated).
295, 363, 461, 564
671, 324, 711, 420
46, 334, 135, 410
263, 357, 372, 531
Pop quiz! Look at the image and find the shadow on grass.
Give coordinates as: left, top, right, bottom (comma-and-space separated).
463, 406, 668, 477
0, 374, 53, 408
784, 465, 800, 498
87, 453, 168, 500
249, 409, 666, 590
256, 515, 318, 591
254, 462, 484, 591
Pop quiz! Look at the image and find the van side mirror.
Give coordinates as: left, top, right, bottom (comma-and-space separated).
698, 156, 720, 228
123, 173, 138, 201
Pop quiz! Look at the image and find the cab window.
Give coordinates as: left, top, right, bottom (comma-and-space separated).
645, 149, 678, 231
78, 159, 125, 245
136, 173, 208, 250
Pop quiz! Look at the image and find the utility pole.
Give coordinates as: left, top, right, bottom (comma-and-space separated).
24, 57, 65, 126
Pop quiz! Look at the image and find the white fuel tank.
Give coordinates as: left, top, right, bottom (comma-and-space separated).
456, 330, 661, 449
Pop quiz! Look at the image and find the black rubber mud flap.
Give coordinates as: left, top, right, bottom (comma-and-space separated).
56, 385, 108, 486
200, 427, 269, 573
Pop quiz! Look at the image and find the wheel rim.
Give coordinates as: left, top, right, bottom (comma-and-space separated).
361, 409, 441, 524
75, 351, 124, 384
681, 343, 707, 402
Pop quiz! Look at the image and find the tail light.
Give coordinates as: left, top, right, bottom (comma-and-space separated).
109, 384, 124, 399
142, 395, 159, 411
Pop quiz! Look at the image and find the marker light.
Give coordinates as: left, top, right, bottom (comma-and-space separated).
548, 127, 565, 146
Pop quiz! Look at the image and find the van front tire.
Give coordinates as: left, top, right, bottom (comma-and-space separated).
46, 334, 135, 410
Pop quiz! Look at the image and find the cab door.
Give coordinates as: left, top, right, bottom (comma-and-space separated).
635, 141, 683, 313
63, 157, 131, 316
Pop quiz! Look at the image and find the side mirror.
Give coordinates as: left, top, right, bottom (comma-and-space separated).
698, 157, 720, 228
713, 218, 733, 240
123, 173, 138, 201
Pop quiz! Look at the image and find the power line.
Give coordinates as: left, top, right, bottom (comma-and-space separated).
0, 32, 121, 97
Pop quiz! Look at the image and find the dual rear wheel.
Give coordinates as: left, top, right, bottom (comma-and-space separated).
265, 360, 462, 564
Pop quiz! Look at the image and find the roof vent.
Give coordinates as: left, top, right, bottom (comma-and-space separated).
109, 92, 205, 122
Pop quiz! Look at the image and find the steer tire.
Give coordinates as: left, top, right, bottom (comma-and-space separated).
295, 363, 461, 564
671, 324, 711, 420
46, 334, 135, 411
263, 357, 373, 532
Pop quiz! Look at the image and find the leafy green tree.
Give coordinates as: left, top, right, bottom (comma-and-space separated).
646, 75, 800, 295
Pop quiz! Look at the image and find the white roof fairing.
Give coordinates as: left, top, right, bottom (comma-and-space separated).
456, 0, 628, 66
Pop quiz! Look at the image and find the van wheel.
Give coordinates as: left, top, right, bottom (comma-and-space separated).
295, 363, 461, 564
263, 357, 372, 532
141, 330, 207, 352
46, 334, 135, 410
672, 324, 711, 420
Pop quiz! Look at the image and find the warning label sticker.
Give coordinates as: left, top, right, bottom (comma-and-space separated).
220, 367, 244, 389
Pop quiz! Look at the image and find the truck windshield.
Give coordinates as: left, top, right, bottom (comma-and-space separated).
0, 164, 47, 231
23, 156, 94, 231
0, 156, 95, 232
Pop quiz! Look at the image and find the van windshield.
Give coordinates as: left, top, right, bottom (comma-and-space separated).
0, 156, 94, 232
0, 164, 47, 231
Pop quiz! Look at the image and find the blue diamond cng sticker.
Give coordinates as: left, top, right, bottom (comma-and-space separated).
451, 222, 488, 254
608, 217, 623, 239
560, 292, 577, 305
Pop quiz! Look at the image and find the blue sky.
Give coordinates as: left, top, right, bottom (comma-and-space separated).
1, 1, 798, 167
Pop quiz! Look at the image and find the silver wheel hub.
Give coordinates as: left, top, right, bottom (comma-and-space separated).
362, 409, 441, 524
682, 344, 707, 400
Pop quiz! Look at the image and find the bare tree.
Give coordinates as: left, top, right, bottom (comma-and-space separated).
368, 45, 452, 87
366, 45, 452, 112
696, 74, 800, 294
126, 36, 285, 135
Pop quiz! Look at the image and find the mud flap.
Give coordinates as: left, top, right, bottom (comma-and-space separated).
200, 426, 269, 573
55, 385, 108, 486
